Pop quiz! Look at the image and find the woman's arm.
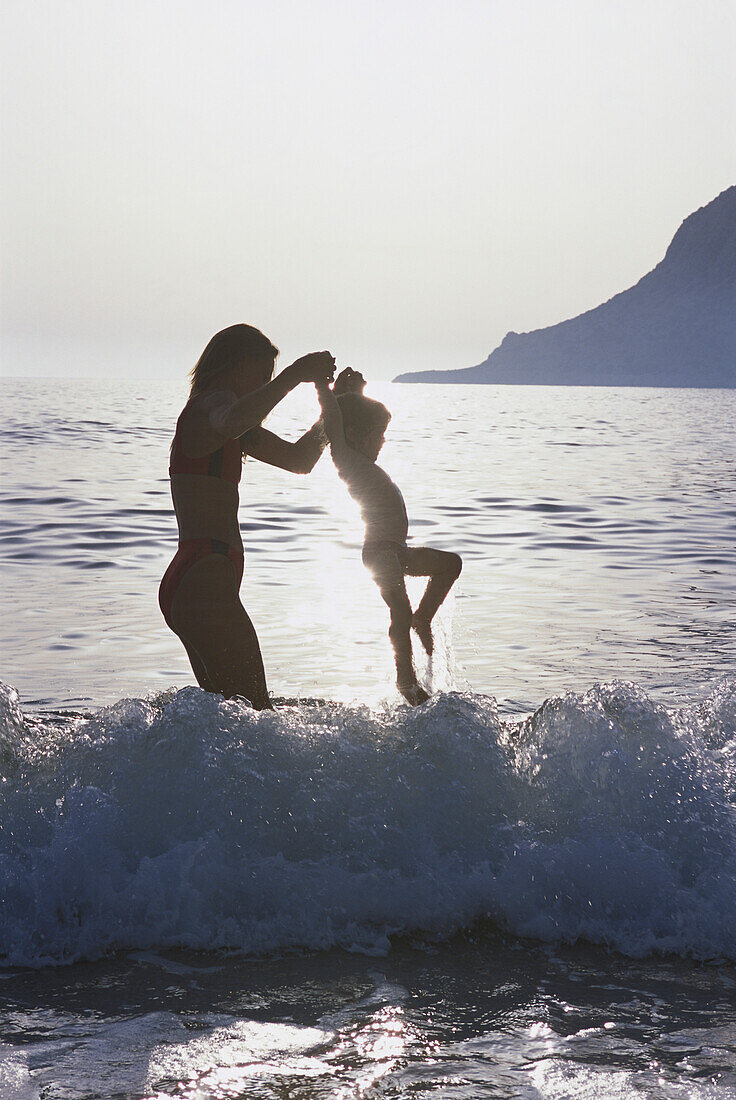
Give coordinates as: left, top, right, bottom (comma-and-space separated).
207, 352, 334, 440
240, 423, 328, 474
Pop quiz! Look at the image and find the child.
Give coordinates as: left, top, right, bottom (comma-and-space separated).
317, 380, 462, 706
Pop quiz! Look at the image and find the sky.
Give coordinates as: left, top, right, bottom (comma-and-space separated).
2, 0, 735, 379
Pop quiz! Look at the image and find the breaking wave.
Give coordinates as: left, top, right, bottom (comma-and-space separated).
1, 678, 735, 967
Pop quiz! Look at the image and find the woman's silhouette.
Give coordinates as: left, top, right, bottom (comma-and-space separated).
159, 324, 334, 708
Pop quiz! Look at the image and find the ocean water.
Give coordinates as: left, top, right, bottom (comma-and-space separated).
2, 378, 734, 711
1, 377, 735, 1097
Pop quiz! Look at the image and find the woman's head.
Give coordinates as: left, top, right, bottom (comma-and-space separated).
189, 324, 278, 397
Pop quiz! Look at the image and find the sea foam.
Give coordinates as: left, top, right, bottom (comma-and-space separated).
1, 679, 734, 967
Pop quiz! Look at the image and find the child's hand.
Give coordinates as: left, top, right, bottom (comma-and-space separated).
333, 367, 366, 396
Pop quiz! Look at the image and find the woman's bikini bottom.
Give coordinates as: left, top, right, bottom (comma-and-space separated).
159, 538, 245, 628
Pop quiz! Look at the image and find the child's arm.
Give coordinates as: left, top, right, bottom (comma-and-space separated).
315, 382, 352, 467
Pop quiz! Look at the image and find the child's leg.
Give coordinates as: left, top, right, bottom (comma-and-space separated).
404, 547, 463, 654
364, 547, 429, 705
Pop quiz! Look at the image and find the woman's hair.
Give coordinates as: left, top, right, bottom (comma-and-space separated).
337, 393, 391, 441
189, 324, 278, 397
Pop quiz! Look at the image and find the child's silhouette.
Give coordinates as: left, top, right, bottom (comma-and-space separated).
318, 378, 462, 705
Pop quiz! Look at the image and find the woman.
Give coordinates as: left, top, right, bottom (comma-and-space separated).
159, 324, 335, 708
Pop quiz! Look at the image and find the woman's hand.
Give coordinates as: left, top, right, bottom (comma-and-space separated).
287, 351, 335, 387
206, 351, 333, 441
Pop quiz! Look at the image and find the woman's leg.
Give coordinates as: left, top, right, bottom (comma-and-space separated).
169, 554, 272, 708
404, 547, 463, 654
181, 641, 217, 693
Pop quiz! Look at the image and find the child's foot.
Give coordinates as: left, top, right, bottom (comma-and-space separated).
398, 680, 430, 706
412, 613, 434, 655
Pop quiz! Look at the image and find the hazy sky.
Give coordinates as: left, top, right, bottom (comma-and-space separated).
2, 0, 735, 377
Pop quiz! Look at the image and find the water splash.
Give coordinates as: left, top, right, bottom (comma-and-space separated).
1, 678, 734, 967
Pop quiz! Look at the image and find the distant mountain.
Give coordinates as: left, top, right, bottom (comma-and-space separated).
395, 187, 736, 387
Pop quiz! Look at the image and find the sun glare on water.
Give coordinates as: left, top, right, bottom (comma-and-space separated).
259, 381, 461, 705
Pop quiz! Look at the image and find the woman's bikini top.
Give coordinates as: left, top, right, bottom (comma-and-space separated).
169, 401, 243, 485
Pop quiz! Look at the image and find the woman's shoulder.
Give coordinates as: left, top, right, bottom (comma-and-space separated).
174, 389, 239, 459
176, 388, 238, 432
181, 388, 238, 416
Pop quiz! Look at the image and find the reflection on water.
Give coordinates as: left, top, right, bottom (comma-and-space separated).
1, 938, 734, 1098
1, 378, 735, 710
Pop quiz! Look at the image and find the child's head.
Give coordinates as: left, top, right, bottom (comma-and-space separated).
337, 393, 391, 460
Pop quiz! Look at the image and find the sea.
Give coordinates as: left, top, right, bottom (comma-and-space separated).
1, 374, 735, 1098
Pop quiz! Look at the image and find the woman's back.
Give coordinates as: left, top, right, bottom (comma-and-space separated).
168, 396, 244, 550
